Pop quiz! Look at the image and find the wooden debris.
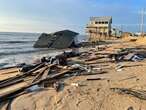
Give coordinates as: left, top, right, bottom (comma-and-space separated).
0, 68, 19, 75
0, 63, 45, 84
0, 78, 24, 89
31, 64, 55, 83
111, 88, 146, 100
87, 78, 106, 81
0, 65, 76, 102
0, 50, 109, 104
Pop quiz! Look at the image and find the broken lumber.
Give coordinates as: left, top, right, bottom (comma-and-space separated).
0, 67, 75, 102
87, 78, 106, 81
0, 63, 45, 85
31, 64, 55, 83
0, 78, 24, 89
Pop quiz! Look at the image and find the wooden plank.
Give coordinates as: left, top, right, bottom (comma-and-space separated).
0, 82, 27, 97
0, 66, 17, 70
0, 68, 19, 75
0, 73, 20, 81
87, 78, 106, 81
0, 67, 75, 102
41, 69, 50, 80
46, 67, 74, 79
32, 64, 56, 83
0, 63, 45, 85
31, 66, 48, 83
0, 79, 24, 89
0, 64, 55, 90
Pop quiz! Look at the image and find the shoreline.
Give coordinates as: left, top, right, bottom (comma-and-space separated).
1, 39, 146, 110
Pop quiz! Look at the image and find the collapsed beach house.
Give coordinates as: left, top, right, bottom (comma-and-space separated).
34, 30, 79, 49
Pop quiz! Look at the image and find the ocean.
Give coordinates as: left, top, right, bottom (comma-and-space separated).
0, 32, 86, 68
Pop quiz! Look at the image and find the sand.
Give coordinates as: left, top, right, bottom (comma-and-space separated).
136, 37, 146, 45
1, 40, 146, 110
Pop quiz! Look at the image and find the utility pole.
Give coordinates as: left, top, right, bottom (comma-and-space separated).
140, 9, 145, 37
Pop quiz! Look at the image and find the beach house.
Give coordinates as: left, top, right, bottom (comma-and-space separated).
86, 16, 112, 42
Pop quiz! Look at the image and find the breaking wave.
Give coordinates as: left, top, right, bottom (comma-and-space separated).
0, 41, 35, 44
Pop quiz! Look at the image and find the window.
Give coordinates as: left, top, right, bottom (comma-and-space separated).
95, 21, 98, 24
105, 21, 108, 24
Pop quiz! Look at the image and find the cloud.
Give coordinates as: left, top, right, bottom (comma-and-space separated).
0, 0, 145, 33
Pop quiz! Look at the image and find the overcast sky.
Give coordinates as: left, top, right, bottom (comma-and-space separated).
0, 0, 145, 33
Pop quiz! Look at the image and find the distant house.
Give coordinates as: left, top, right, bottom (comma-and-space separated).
111, 28, 122, 38
86, 16, 112, 42
34, 30, 79, 49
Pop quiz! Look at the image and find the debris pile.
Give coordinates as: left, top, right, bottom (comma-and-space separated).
0, 50, 107, 107
108, 47, 146, 62
1, 40, 146, 109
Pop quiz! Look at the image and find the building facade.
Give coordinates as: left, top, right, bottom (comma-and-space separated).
86, 16, 112, 42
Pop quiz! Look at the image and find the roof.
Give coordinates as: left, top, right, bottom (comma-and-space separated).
34, 30, 79, 49
33, 33, 54, 48
90, 16, 112, 22
53, 30, 79, 36
50, 35, 75, 49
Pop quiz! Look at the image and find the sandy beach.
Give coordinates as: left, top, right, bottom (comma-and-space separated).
1, 39, 146, 110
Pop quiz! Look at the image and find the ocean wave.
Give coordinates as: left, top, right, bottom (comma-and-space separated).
0, 41, 35, 44
0, 32, 39, 36
0, 47, 25, 50
0, 44, 33, 50
0, 63, 9, 68
0, 49, 47, 56
0, 50, 62, 68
